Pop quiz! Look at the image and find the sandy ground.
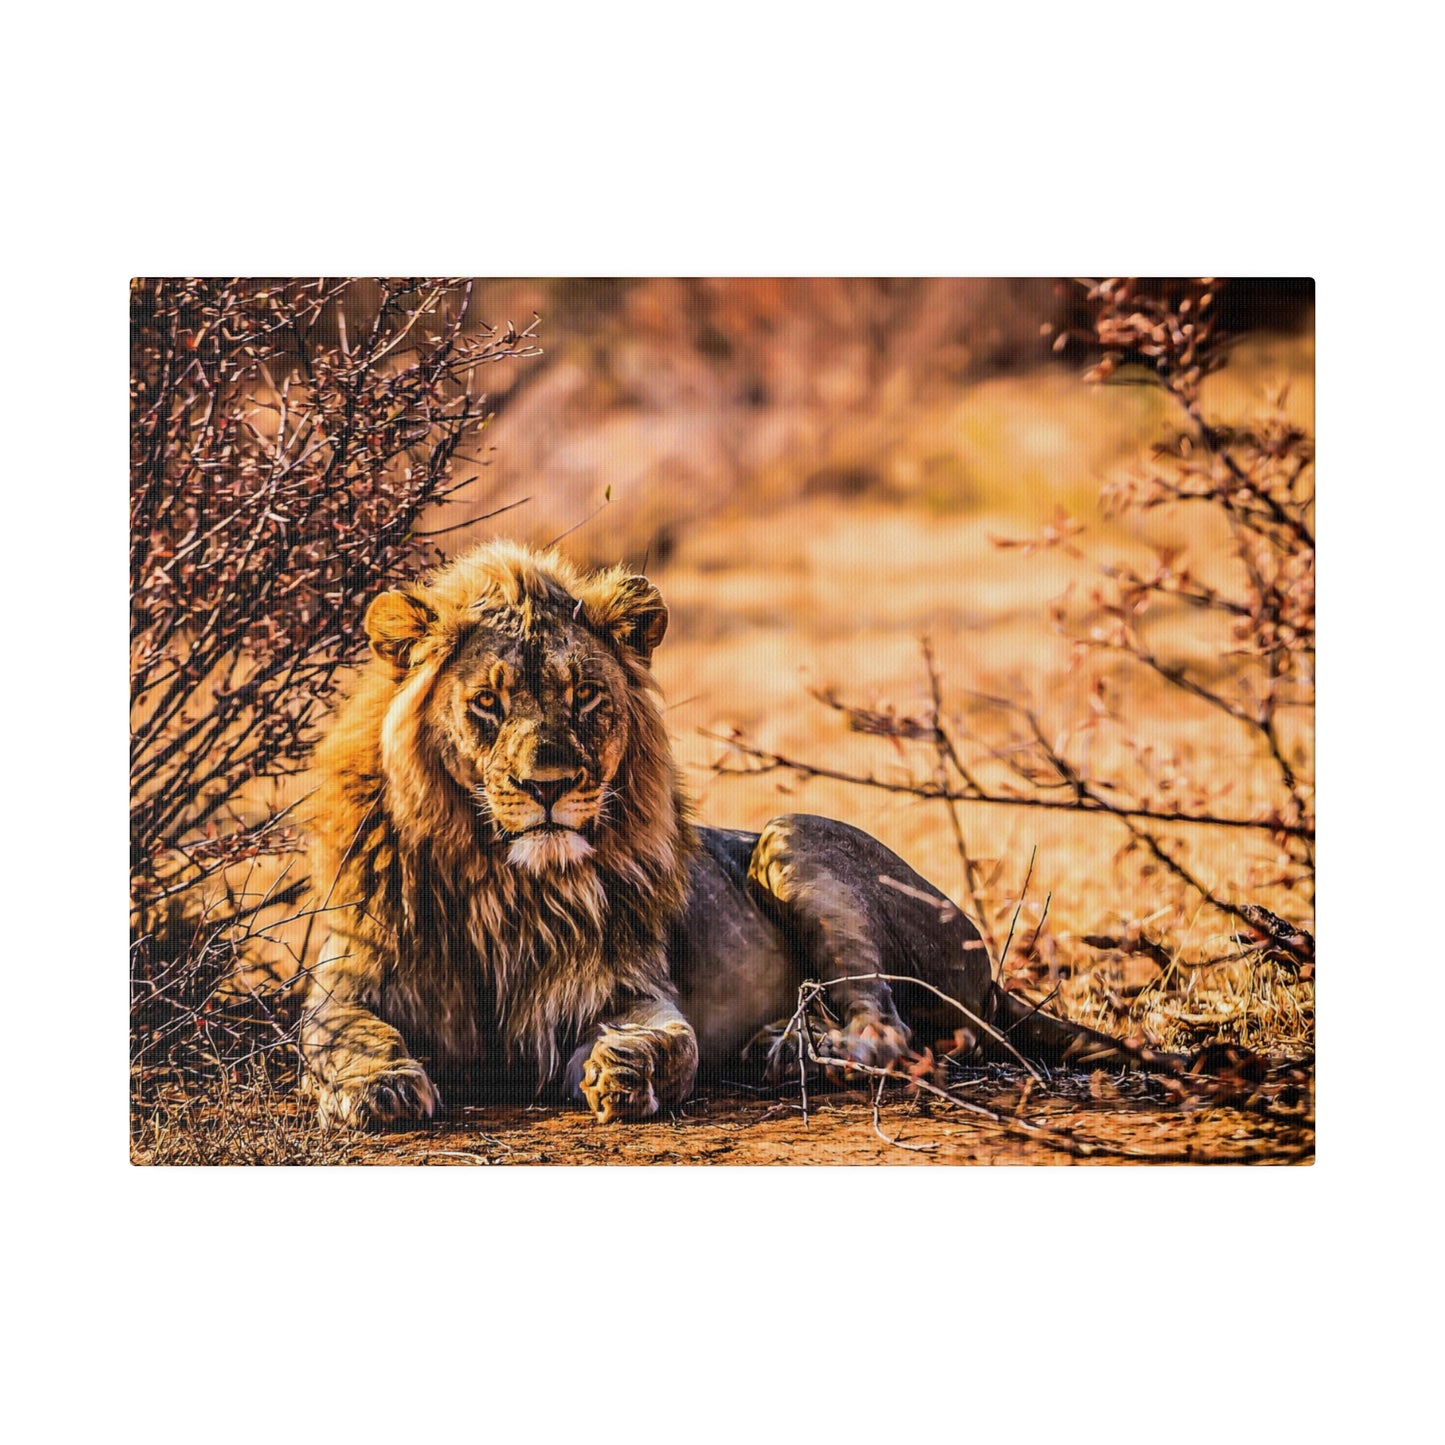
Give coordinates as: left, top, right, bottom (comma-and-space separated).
289, 1072, 1313, 1167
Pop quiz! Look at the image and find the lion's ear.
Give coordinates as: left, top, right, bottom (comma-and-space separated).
365, 590, 437, 677
584, 574, 668, 663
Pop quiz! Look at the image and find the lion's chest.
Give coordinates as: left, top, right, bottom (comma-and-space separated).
376, 889, 613, 1089
378, 959, 497, 1071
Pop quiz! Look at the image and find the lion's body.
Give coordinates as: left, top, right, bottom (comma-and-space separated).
302, 541, 1160, 1128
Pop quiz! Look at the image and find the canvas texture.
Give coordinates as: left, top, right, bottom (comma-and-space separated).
129, 278, 1315, 1164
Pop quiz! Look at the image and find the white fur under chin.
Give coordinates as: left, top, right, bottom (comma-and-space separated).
508, 830, 595, 872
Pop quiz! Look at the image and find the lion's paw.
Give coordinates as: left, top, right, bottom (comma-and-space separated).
579, 1027, 662, 1124
577, 1022, 696, 1124
317, 1060, 440, 1130
821, 1013, 912, 1073
760, 1011, 912, 1085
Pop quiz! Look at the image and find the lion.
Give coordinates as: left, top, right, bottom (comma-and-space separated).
302, 539, 1173, 1128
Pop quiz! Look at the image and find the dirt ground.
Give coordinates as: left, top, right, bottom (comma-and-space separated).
314, 1102, 1310, 1168
198, 1060, 1307, 1168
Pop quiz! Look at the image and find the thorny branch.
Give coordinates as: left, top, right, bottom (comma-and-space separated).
131, 278, 540, 910
130, 278, 541, 1143
771, 976, 1224, 1162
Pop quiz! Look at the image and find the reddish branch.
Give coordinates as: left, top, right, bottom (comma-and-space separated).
130, 278, 540, 907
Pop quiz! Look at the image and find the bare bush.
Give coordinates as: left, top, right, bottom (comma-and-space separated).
130, 278, 539, 1152
131, 278, 538, 903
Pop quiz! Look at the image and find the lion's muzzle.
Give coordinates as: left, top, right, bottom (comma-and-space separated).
510, 771, 583, 817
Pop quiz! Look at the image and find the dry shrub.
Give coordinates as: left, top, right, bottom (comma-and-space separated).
130, 277, 539, 1160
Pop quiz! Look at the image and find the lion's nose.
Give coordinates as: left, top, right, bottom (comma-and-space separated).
513, 774, 581, 813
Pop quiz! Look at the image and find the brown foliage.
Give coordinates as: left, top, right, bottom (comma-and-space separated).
130, 277, 539, 906
130, 278, 539, 1138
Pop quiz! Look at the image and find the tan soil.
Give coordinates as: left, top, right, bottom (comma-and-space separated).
312, 1073, 1313, 1167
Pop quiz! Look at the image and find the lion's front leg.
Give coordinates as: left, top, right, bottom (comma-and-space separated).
305, 1005, 441, 1130
302, 938, 440, 1129
571, 999, 698, 1124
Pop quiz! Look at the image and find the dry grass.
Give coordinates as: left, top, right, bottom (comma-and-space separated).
132, 1080, 335, 1167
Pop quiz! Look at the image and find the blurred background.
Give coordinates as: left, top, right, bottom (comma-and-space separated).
406, 277, 1313, 559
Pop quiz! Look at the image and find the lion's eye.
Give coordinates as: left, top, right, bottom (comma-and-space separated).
470, 689, 503, 719
574, 681, 605, 715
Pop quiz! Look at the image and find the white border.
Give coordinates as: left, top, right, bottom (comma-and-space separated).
7, 5, 1433, 1436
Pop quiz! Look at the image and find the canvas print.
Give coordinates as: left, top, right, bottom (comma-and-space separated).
130, 277, 1315, 1165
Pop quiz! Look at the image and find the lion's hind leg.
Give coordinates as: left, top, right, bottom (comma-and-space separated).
747, 814, 1005, 1082
747, 816, 919, 1081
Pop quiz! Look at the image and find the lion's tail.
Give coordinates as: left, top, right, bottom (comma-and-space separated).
985, 986, 1189, 1076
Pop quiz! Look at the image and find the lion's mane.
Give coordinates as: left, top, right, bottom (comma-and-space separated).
307, 541, 695, 1090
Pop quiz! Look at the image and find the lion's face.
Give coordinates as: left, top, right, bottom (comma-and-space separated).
424, 609, 635, 872
362, 544, 673, 877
